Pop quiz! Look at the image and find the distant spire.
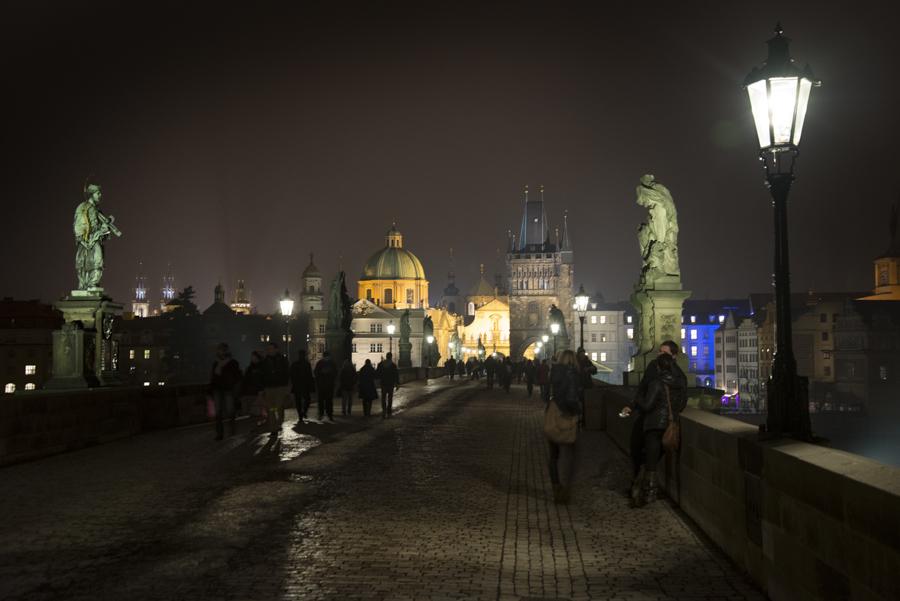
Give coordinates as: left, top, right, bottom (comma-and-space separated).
555, 226, 560, 250
480, 263, 485, 276
448, 247, 456, 282
561, 209, 572, 251
524, 184, 529, 202
540, 184, 544, 202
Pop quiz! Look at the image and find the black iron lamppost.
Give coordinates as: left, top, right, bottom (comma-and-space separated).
744, 23, 820, 440
279, 289, 295, 360
574, 284, 589, 350
387, 321, 395, 357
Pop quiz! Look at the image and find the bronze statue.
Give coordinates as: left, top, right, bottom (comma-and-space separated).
73, 181, 121, 291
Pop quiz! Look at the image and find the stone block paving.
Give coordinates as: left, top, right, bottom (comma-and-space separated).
0, 379, 765, 601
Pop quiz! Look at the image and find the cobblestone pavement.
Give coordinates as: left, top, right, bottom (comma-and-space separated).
0, 379, 765, 601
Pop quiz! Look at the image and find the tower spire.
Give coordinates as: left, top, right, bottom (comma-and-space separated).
561, 209, 572, 251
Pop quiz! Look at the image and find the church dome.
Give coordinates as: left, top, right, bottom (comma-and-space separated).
469, 264, 495, 297
302, 253, 322, 278
360, 225, 427, 281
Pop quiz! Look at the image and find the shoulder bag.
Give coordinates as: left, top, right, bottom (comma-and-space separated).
662, 385, 680, 452
544, 400, 578, 444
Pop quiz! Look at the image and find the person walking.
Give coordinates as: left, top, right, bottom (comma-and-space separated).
376, 352, 400, 418
262, 342, 290, 437
445, 357, 456, 380
290, 349, 315, 424
339, 359, 357, 416
524, 359, 536, 398
209, 343, 242, 440
629, 352, 686, 507
358, 359, 378, 416
243, 351, 266, 426
501, 356, 512, 393
546, 349, 582, 504
314, 351, 337, 423
484, 354, 496, 389
537, 358, 551, 403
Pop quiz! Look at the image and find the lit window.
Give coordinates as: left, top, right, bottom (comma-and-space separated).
718, 315, 725, 323
590, 315, 597, 324
690, 330, 698, 340
24, 383, 36, 391
25, 364, 36, 375
144, 349, 151, 359
143, 381, 151, 387
690, 315, 696, 324
259, 335, 266, 342
158, 382, 166, 386
4, 383, 15, 394
600, 315, 607, 324
691, 346, 698, 357
600, 352, 607, 362
129, 349, 135, 359
681, 328, 686, 340
626, 315, 633, 324
880, 366, 888, 381
591, 352, 597, 361
600, 334, 607, 342
626, 328, 634, 339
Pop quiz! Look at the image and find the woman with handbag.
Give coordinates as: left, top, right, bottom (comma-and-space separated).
544, 350, 582, 504
631, 352, 686, 507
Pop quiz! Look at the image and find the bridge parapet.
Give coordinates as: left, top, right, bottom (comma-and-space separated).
585, 385, 900, 601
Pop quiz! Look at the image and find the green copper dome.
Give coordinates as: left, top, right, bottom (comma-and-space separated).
360, 225, 427, 281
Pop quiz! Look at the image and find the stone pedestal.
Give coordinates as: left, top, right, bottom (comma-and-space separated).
398, 341, 412, 368
625, 278, 691, 386
45, 291, 124, 389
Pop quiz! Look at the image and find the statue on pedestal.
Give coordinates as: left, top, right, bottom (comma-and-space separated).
398, 309, 412, 368
326, 272, 354, 367
628, 174, 691, 385
73, 181, 122, 292
636, 174, 680, 288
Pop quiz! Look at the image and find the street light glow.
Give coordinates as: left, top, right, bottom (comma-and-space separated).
426, 335, 434, 344
550, 322, 560, 335
575, 284, 589, 315
279, 289, 294, 317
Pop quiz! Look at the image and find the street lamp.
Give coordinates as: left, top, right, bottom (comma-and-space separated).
387, 321, 396, 357
744, 23, 819, 440
279, 289, 295, 360
575, 284, 589, 350
426, 334, 434, 367
550, 322, 560, 358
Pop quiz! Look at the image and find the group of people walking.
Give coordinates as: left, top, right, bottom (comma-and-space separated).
207, 343, 404, 441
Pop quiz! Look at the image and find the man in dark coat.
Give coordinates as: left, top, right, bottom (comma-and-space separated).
209, 343, 242, 440
358, 359, 378, 416
263, 343, 290, 436
314, 351, 338, 423
376, 352, 400, 418
523, 359, 536, 397
445, 357, 456, 380
290, 350, 315, 424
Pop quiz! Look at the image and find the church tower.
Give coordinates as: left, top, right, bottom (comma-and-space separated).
300, 253, 324, 312
230, 279, 253, 314
506, 185, 575, 357
439, 248, 462, 314
132, 264, 149, 318
160, 265, 176, 313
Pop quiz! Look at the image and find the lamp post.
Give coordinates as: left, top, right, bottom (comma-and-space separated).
279, 289, 295, 360
744, 23, 819, 440
574, 284, 589, 350
550, 322, 560, 358
426, 334, 434, 367
387, 321, 396, 357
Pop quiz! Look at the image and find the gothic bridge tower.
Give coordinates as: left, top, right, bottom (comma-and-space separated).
505, 185, 574, 358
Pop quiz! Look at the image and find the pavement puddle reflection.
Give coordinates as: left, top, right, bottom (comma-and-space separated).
250, 429, 321, 461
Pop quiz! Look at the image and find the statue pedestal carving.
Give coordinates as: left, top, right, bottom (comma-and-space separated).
625, 285, 692, 387
45, 294, 124, 389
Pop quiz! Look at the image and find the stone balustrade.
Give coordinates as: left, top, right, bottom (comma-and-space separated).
585, 385, 900, 601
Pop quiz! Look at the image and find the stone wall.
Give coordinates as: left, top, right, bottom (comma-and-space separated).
0, 384, 208, 467
585, 386, 900, 601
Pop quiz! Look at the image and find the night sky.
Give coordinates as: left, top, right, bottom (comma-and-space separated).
2, 1, 897, 312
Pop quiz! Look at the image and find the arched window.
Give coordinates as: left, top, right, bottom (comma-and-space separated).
467, 302, 475, 316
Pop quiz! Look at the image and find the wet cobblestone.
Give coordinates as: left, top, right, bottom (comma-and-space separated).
0, 380, 764, 601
